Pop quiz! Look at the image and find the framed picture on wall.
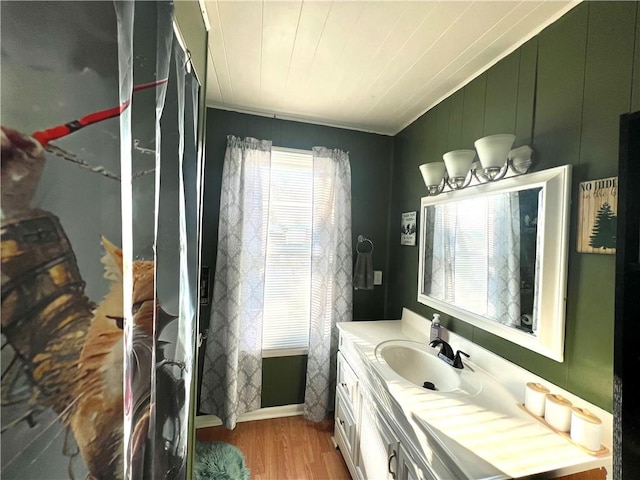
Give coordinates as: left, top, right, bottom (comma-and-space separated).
401, 211, 417, 246
577, 176, 618, 254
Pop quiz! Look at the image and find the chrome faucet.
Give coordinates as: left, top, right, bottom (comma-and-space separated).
429, 339, 469, 370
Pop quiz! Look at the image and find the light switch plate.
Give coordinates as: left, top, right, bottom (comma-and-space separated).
374, 270, 383, 285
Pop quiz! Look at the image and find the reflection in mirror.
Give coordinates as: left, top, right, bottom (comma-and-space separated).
421, 187, 541, 333
418, 165, 571, 362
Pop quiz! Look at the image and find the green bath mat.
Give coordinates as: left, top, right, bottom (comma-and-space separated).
194, 441, 250, 480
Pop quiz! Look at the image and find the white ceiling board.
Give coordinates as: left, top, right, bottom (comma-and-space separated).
314, 2, 411, 108
375, 1, 524, 120
203, 0, 580, 135
330, 2, 436, 116
360, 2, 492, 119
355, 2, 467, 117
206, 49, 222, 105
293, 2, 366, 112
260, 1, 303, 110
216, 1, 263, 107
206, 1, 233, 104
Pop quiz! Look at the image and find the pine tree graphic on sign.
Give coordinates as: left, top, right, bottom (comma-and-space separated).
589, 202, 617, 249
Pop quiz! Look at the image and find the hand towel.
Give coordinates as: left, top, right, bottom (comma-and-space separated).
353, 251, 374, 290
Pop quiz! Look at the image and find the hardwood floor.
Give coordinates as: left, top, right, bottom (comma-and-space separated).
196, 415, 605, 480
196, 415, 351, 480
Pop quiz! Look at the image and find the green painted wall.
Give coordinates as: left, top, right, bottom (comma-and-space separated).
388, 1, 640, 412
199, 108, 394, 409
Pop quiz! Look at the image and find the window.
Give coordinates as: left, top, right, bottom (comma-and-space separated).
261, 147, 313, 356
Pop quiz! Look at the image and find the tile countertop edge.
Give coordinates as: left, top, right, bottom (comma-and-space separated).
339, 308, 613, 480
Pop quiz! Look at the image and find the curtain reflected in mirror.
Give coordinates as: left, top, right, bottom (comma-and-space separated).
421, 188, 541, 333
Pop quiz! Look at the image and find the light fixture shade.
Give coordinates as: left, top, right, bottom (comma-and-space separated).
474, 134, 515, 169
419, 162, 446, 187
443, 150, 475, 178
509, 145, 534, 173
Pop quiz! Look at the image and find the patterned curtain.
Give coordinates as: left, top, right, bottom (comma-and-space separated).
486, 192, 521, 326
199, 136, 272, 429
531, 188, 544, 333
304, 147, 353, 422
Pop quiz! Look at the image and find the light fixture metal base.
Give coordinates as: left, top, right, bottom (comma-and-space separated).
427, 180, 445, 196
446, 170, 473, 190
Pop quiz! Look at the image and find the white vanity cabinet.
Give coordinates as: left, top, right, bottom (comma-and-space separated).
335, 334, 433, 480
397, 445, 430, 480
335, 315, 613, 480
335, 352, 358, 475
355, 390, 398, 480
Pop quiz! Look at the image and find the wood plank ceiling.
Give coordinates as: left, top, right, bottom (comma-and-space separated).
203, 1, 579, 136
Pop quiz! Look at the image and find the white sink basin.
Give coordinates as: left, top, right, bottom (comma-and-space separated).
374, 339, 481, 395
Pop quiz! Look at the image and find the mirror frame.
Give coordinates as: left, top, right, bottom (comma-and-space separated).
417, 165, 572, 362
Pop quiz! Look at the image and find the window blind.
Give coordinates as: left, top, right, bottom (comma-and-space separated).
453, 198, 489, 314
262, 148, 313, 355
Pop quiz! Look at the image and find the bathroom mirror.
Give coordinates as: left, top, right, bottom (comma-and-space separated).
418, 165, 571, 361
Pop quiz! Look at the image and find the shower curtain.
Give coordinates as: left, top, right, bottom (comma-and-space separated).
1, 2, 201, 479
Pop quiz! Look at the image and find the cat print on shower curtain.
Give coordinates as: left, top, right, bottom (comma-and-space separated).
1, 128, 183, 479
3, 127, 145, 479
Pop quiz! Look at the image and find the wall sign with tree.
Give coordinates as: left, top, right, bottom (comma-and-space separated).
577, 176, 618, 254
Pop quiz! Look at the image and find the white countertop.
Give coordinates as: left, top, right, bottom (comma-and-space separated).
337, 309, 612, 480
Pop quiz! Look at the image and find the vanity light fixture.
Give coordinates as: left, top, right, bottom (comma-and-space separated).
419, 134, 534, 196
443, 149, 475, 190
419, 162, 447, 196
474, 133, 516, 181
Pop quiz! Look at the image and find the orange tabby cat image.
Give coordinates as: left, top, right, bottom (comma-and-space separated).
71, 237, 155, 480
1, 127, 182, 479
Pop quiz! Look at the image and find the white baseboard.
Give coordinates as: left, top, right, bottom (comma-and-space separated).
195, 404, 304, 429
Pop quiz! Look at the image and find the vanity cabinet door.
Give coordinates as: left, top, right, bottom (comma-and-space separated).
355, 394, 400, 480
337, 351, 359, 406
398, 444, 434, 480
335, 389, 357, 469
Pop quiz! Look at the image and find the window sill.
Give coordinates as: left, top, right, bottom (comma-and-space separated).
262, 348, 309, 358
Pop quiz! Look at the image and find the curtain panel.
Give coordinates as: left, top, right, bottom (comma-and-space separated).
304, 147, 353, 422
200, 136, 272, 429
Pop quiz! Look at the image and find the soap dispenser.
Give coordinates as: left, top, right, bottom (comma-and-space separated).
430, 313, 441, 343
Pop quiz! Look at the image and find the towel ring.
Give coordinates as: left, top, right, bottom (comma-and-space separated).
356, 235, 374, 253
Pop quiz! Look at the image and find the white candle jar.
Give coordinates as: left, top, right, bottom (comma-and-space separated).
570, 407, 602, 452
524, 382, 550, 417
544, 394, 573, 432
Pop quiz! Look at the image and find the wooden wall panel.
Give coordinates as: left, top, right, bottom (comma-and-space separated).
447, 90, 465, 150
533, 5, 588, 171
461, 74, 487, 148
515, 39, 538, 147
564, 1, 637, 408
483, 51, 519, 136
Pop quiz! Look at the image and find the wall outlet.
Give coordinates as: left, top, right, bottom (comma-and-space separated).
374, 270, 383, 285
